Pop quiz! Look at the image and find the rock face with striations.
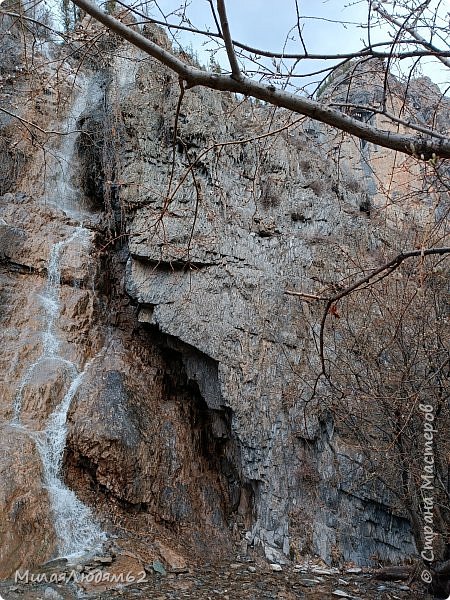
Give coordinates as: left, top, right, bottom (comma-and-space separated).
2, 20, 447, 578
0, 22, 248, 573
104, 43, 426, 564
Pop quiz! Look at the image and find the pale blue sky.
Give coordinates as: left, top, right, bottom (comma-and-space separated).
148, 0, 449, 92
36, 0, 449, 91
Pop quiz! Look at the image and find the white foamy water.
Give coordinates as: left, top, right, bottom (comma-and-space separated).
12, 74, 106, 557
42, 73, 101, 220
13, 227, 89, 420
34, 368, 106, 557
43, 227, 89, 355
12, 356, 77, 422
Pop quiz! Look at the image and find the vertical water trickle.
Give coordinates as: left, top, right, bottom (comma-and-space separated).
12, 75, 107, 557
45, 75, 91, 220
11, 230, 86, 422
43, 229, 84, 357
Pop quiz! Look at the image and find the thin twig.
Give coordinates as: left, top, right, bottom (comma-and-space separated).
115, 2, 450, 61
284, 290, 326, 300
0, 107, 83, 136
318, 247, 450, 376
329, 102, 448, 140
374, 3, 450, 69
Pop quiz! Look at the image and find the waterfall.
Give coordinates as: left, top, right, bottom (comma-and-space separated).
44, 75, 92, 220
34, 365, 106, 557
42, 228, 89, 356
12, 75, 106, 558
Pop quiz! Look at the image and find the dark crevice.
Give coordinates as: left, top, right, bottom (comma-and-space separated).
139, 323, 254, 526
130, 255, 216, 271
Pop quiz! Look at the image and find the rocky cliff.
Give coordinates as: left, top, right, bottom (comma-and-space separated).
0, 16, 448, 582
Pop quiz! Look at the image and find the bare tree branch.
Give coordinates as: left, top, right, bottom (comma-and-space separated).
374, 2, 450, 69
113, 1, 450, 61
216, 0, 241, 81
329, 102, 448, 140
0, 106, 83, 136
315, 247, 450, 375
69, 0, 450, 160
284, 290, 325, 301
207, 0, 222, 35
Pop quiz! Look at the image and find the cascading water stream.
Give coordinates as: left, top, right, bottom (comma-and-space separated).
11, 75, 106, 558
12, 230, 85, 422
34, 363, 106, 557
44, 75, 92, 220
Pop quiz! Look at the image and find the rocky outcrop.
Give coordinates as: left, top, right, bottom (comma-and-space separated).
106, 45, 424, 564
0, 19, 447, 581
318, 59, 450, 228
65, 327, 243, 552
0, 55, 240, 572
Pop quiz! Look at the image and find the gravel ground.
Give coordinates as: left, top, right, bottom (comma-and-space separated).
0, 560, 428, 600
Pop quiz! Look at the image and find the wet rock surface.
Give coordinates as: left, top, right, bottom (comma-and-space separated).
0, 32, 239, 575
0, 426, 55, 578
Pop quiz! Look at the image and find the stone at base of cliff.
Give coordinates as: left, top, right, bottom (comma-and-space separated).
155, 542, 188, 573
77, 554, 145, 593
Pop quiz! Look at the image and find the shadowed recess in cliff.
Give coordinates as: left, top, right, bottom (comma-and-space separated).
62, 323, 255, 558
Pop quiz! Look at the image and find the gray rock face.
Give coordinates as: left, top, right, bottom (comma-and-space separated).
109, 51, 418, 564
0, 37, 242, 575
2, 24, 436, 573
44, 587, 64, 600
